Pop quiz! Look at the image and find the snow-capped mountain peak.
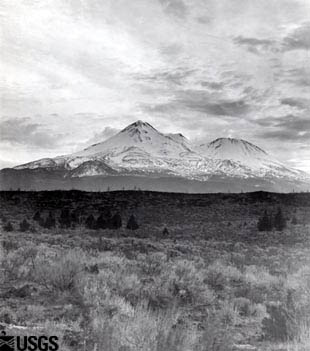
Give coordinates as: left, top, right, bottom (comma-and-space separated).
121, 120, 157, 133
166, 132, 189, 142
199, 137, 268, 161
74, 120, 193, 160
10, 121, 310, 191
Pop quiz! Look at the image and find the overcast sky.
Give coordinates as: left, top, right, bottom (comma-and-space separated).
0, 0, 309, 171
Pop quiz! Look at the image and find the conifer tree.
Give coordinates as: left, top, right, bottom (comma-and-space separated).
162, 227, 169, 236
19, 219, 30, 232
59, 208, 71, 228
70, 211, 78, 223
96, 213, 107, 229
257, 210, 272, 231
33, 211, 41, 222
126, 215, 139, 230
3, 221, 14, 232
104, 209, 113, 229
274, 207, 286, 231
111, 212, 122, 229
44, 211, 56, 229
85, 214, 96, 229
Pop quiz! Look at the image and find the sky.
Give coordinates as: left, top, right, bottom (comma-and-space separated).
0, 0, 309, 171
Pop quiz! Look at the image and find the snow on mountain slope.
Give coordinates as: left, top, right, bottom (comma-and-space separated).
14, 121, 202, 177
198, 138, 268, 163
196, 137, 308, 180
13, 121, 309, 182
75, 121, 194, 158
165, 133, 192, 149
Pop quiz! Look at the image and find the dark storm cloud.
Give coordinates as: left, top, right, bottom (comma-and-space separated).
142, 89, 251, 117
158, 0, 188, 19
283, 22, 310, 50
0, 118, 65, 148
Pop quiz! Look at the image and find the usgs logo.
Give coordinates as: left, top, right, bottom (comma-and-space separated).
0, 331, 59, 351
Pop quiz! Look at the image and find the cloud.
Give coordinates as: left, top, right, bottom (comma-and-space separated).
81, 127, 120, 148
234, 36, 277, 54
258, 129, 310, 142
137, 68, 195, 86
283, 68, 310, 87
159, 43, 184, 57
280, 98, 309, 109
0, 158, 15, 169
0, 118, 65, 149
196, 15, 211, 24
142, 89, 251, 117
158, 0, 188, 19
1, 0, 310, 172
200, 81, 224, 90
255, 114, 310, 141
283, 22, 310, 51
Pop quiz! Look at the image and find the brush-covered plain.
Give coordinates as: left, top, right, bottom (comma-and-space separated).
1, 190, 310, 351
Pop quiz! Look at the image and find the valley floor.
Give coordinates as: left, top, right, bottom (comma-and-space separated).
1, 191, 310, 350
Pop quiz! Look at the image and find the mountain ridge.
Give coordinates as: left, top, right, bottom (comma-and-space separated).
1, 120, 309, 192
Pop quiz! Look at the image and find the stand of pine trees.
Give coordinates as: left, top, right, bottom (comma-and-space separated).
257, 208, 286, 232
27, 209, 127, 231
85, 211, 123, 230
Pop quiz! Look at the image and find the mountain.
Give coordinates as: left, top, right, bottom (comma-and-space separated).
1, 120, 309, 192
195, 138, 307, 180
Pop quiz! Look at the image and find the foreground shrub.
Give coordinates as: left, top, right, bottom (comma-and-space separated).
158, 259, 216, 306
204, 261, 242, 293
198, 315, 233, 351
1, 245, 37, 281
35, 250, 86, 292
262, 302, 296, 341
89, 300, 196, 351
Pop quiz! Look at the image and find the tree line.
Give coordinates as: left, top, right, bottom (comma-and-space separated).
3, 209, 140, 232
257, 208, 288, 231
